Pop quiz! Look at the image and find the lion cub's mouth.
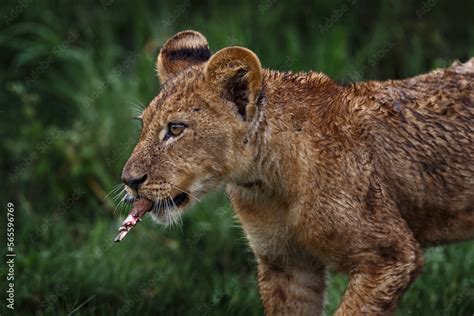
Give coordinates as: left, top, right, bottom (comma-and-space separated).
123, 192, 190, 209
153, 192, 189, 210
114, 193, 189, 242
149, 193, 190, 225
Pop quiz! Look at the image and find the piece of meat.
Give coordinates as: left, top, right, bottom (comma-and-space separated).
114, 198, 153, 242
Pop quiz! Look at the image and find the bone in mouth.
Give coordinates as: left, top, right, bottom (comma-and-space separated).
114, 198, 153, 242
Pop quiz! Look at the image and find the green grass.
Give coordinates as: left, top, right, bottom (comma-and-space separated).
1, 0, 474, 314
10, 192, 263, 315
5, 191, 474, 315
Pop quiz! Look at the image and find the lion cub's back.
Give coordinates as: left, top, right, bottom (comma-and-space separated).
361, 58, 474, 213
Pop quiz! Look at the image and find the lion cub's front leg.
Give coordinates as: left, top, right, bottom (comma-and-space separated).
334, 238, 424, 315
230, 185, 326, 315
257, 257, 326, 316
331, 205, 424, 314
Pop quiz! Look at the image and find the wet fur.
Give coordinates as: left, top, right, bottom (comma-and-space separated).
122, 30, 474, 315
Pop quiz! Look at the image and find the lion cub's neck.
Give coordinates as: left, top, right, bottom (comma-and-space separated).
233, 69, 350, 202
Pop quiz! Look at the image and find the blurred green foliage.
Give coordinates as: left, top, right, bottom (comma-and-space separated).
1, 0, 473, 315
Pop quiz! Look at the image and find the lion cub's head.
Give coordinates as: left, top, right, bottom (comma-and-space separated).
121, 30, 264, 224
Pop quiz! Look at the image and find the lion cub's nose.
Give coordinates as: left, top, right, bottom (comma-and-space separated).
121, 173, 148, 191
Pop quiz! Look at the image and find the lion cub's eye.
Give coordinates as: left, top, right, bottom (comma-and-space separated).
168, 123, 187, 137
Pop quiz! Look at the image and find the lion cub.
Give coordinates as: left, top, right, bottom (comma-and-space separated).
120, 30, 474, 315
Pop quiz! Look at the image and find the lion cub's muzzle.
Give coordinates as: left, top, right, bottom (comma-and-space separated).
123, 191, 190, 210
121, 172, 148, 191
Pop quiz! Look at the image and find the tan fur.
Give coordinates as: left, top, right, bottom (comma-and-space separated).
121, 31, 474, 315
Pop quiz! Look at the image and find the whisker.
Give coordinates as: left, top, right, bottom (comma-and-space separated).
111, 188, 126, 204
103, 184, 124, 202
112, 189, 132, 216
165, 198, 172, 230
113, 195, 124, 215
130, 109, 142, 118
172, 185, 202, 203
116, 201, 125, 216
127, 99, 147, 117
175, 208, 183, 233
168, 193, 183, 232
168, 201, 176, 230
127, 98, 146, 109
168, 199, 175, 229
152, 198, 160, 219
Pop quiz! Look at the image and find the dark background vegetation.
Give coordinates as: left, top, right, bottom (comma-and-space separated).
1, 0, 473, 315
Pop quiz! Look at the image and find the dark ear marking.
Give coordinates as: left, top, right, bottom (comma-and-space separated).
163, 46, 211, 62
157, 30, 211, 82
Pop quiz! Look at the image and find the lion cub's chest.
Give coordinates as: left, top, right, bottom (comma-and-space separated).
227, 184, 297, 260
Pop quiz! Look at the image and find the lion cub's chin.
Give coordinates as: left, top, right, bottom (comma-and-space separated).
149, 207, 186, 226
148, 193, 191, 226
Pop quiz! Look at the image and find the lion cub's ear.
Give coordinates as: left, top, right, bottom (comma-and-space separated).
157, 30, 211, 82
205, 47, 263, 122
